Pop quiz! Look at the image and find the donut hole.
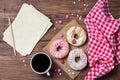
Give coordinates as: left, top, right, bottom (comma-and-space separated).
57, 46, 61, 51
74, 34, 79, 39
75, 57, 80, 62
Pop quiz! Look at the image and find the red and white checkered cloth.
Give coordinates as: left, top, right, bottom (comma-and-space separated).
84, 0, 120, 80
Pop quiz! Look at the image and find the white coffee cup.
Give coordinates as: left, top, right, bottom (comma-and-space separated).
30, 52, 52, 76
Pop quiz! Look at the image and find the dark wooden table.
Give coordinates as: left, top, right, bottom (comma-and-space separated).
0, 0, 120, 80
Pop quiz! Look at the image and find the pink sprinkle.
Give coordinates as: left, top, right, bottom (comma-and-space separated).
53, 27, 56, 30
57, 68, 62, 73
78, 10, 80, 13
24, 64, 26, 67
84, 8, 87, 10
71, 13, 74, 15
61, 60, 65, 64
56, 21, 58, 24
59, 33, 64, 38
65, 14, 70, 19
58, 20, 63, 24
79, 16, 82, 20
78, 0, 80, 1
86, 4, 89, 6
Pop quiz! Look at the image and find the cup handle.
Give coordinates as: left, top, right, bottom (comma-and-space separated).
46, 72, 50, 76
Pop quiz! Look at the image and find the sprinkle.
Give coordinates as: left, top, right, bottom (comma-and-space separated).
65, 14, 70, 19
61, 60, 65, 64
59, 73, 62, 75
86, 4, 89, 6
56, 21, 58, 23
78, 10, 80, 13
73, 1, 76, 4
68, 69, 70, 72
72, 39, 76, 44
71, 13, 74, 16
24, 64, 26, 67
59, 33, 64, 38
78, 0, 80, 1
57, 68, 62, 73
53, 69, 57, 72
58, 20, 63, 24
22, 60, 25, 63
84, 4, 86, 6
84, 8, 87, 10
72, 72, 75, 74
53, 27, 56, 30
77, 14, 79, 18
79, 16, 82, 20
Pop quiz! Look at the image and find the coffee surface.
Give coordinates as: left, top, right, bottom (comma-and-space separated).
32, 54, 50, 72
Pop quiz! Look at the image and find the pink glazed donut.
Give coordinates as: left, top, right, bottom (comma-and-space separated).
49, 39, 69, 59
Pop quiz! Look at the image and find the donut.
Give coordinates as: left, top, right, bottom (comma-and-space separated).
49, 39, 69, 59
67, 49, 87, 70
66, 26, 87, 46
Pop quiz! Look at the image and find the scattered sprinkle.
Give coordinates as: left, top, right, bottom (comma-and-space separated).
77, 14, 79, 18
78, 10, 80, 13
59, 73, 62, 75
86, 4, 89, 7
24, 64, 26, 67
58, 20, 63, 24
84, 8, 87, 10
61, 60, 65, 64
56, 21, 58, 24
71, 13, 74, 16
84, 4, 86, 6
68, 69, 70, 72
73, 1, 76, 4
79, 15, 82, 20
72, 39, 76, 44
22, 60, 25, 63
59, 33, 64, 38
53, 27, 56, 30
57, 68, 62, 73
78, 0, 80, 1
72, 72, 75, 74
65, 14, 70, 19
54, 69, 57, 73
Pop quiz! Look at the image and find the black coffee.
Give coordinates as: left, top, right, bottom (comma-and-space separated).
32, 54, 50, 72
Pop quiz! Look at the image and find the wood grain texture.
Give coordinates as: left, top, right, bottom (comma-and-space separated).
0, 0, 120, 80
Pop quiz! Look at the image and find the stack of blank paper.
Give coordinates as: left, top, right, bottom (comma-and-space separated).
3, 3, 52, 56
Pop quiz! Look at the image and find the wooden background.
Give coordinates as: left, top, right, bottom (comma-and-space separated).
0, 0, 120, 80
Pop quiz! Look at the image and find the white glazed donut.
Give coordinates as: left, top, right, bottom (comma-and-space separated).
66, 26, 87, 46
67, 49, 87, 70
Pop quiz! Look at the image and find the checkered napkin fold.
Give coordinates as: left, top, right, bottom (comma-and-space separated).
84, 0, 120, 80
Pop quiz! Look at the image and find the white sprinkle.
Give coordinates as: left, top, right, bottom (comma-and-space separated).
71, 13, 74, 15
79, 17, 82, 20
59, 73, 62, 75
68, 69, 70, 72
84, 4, 86, 6
73, 1, 76, 4
72, 72, 75, 74
56, 21, 58, 23
77, 14, 79, 17
22, 60, 25, 63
